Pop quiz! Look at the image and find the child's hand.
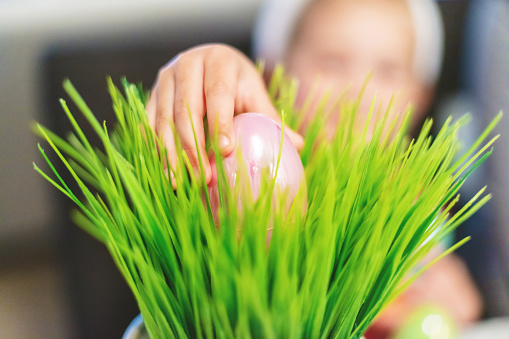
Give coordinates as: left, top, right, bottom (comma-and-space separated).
146, 44, 304, 184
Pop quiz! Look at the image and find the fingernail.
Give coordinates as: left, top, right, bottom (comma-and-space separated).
218, 134, 230, 149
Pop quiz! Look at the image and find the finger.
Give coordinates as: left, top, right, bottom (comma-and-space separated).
204, 54, 237, 156
159, 123, 178, 188
154, 72, 179, 187
146, 88, 157, 128
155, 69, 176, 149
238, 72, 305, 150
144, 87, 159, 146
155, 73, 176, 143
173, 56, 211, 183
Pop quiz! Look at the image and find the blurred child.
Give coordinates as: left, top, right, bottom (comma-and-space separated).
254, 0, 441, 137
147, 0, 483, 337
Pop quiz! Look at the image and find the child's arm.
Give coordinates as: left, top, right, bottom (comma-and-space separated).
146, 43, 303, 184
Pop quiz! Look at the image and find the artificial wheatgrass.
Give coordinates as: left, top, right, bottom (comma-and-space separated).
34, 72, 499, 338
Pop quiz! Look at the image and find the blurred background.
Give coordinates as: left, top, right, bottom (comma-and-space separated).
0, 0, 507, 338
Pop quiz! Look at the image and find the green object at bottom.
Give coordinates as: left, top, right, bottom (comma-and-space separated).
393, 306, 459, 339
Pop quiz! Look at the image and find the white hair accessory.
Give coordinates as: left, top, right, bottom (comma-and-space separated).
252, 0, 444, 85
405, 0, 444, 85
252, 0, 310, 69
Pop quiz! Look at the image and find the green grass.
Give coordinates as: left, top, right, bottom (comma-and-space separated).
34, 72, 500, 338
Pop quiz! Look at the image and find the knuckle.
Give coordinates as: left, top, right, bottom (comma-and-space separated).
181, 143, 206, 164
206, 80, 232, 98
174, 52, 190, 66
212, 121, 232, 136
207, 44, 233, 57
174, 50, 200, 69
157, 64, 174, 83
160, 52, 194, 77
241, 93, 257, 111
173, 100, 189, 119
206, 44, 244, 68
181, 143, 198, 154
208, 114, 227, 128
155, 116, 171, 134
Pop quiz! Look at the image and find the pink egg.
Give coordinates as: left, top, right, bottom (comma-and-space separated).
208, 113, 306, 217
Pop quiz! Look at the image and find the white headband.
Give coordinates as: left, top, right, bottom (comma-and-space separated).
252, 0, 444, 85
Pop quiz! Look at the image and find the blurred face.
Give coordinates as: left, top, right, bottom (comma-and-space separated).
285, 0, 430, 136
